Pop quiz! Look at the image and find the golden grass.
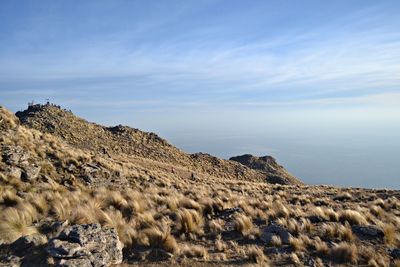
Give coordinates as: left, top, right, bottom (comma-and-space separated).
234, 213, 254, 236
0, 208, 38, 243
176, 209, 204, 235
328, 242, 358, 264
338, 210, 368, 225
246, 245, 268, 264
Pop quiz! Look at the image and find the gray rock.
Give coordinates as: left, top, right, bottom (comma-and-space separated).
21, 165, 41, 181
8, 166, 22, 179
11, 234, 47, 255
308, 215, 325, 224
390, 248, 400, 259
214, 207, 243, 232
214, 207, 243, 220
46, 223, 123, 267
260, 223, 292, 244
47, 239, 89, 258
56, 258, 92, 267
1, 255, 21, 267
81, 174, 93, 184
2, 145, 29, 165
49, 220, 70, 235
351, 225, 384, 240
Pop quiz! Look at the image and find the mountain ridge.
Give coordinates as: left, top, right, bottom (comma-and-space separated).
15, 103, 302, 185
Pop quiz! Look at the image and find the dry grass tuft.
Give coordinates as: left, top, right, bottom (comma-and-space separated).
382, 223, 397, 246
246, 245, 268, 264
289, 236, 305, 252
270, 235, 282, 247
215, 235, 227, 252
322, 223, 353, 241
141, 227, 179, 253
290, 252, 301, 265
0, 208, 38, 243
338, 210, 368, 225
328, 242, 358, 264
313, 237, 329, 255
180, 244, 209, 260
234, 213, 254, 236
208, 219, 224, 236
176, 209, 203, 235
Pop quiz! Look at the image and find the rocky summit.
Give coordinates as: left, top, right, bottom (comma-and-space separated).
0, 103, 399, 267
230, 154, 300, 185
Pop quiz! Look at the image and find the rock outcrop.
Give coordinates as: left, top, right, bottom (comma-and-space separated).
46, 224, 123, 267
229, 154, 302, 185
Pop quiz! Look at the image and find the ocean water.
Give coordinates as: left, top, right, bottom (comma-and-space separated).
124, 107, 400, 189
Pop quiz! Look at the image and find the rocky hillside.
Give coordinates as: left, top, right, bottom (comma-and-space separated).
230, 154, 299, 185
1, 104, 399, 267
15, 103, 301, 185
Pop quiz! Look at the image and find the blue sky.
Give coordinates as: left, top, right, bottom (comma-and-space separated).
1, 1, 400, 188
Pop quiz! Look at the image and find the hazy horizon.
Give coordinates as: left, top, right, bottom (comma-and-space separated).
1, 1, 399, 189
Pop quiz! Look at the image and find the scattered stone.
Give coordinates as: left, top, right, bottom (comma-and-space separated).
390, 248, 400, 259
308, 215, 325, 224
46, 223, 123, 267
351, 225, 384, 240
214, 207, 243, 220
214, 207, 243, 232
260, 223, 291, 244
21, 165, 41, 181
1, 255, 21, 267
146, 249, 174, 261
2, 145, 29, 165
8, 166, 22, 179
56, 258, 92, 267
190, 172, 198, 180
81, 174, 93, 184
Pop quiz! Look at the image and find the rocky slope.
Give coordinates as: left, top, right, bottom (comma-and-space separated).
1, 104, 399, 267
15, 103, 301, 185
230, 154, 299, 185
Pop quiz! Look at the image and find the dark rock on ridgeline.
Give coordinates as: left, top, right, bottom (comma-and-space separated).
351, 225, 384, 241
46, 224, 123, 267
229, 154, 302, 185
260, 223, 292, 244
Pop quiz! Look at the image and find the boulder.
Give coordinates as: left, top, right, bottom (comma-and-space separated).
351, 225, 384, 240
11, 234, 47, 255
390, 248, 400, 259
46, 223, 123, 267
260, 223, 291, 244
47, 239, 88, 258
8, 166, 22, 179
2, 145, 29, 165
21, 165, 41, 181
56, 258, 92, 267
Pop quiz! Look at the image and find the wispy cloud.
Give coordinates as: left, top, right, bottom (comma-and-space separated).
0, 2, 399, 110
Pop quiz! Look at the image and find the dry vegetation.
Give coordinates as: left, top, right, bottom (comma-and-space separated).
0, 104, 399, 266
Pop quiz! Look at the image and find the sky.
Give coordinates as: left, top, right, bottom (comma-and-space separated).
0, 0, 399, 188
